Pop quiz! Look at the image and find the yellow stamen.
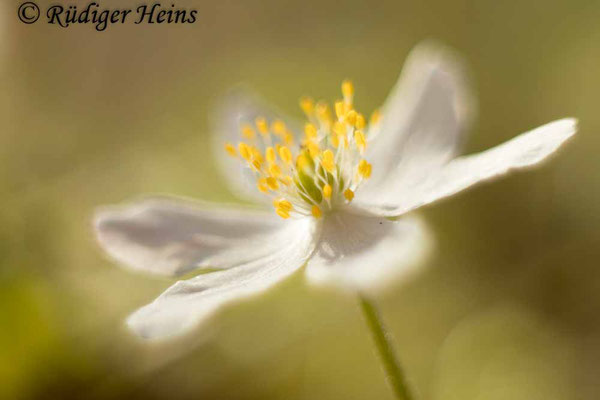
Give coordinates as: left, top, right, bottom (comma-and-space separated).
316, 101, 331, 122
322, 184, 332, 199
271, 120, 286, 136
346, 109, 357, 126
307, 141, 320, 158
300, 97, 314, 116
341, 80, 354, 102
283, 131, 294, 145
334, 100, 345, 121
333, 121, 345, 136
257, 178, 269, 193
304, 123, 318, 140
224, 142, 237, 157
269, 163, 282, 177
370, 109, 381, 125
344, 188, 355, 202
354, 130, 366, 152
266, 177, 279, 190
355, 113, 366, 129
297, 153, 312, 171
332, 121, 345, 148
358, 159, 372, 178
265, 147, 276, 164
232, 79, 375, 220
238, 142, 252, 161
330, 131, 340, 148
279, 146, 292, 164
255, 117, 269, 135
311, 205, 322, 218
273, 198, 293, 212
276, 208, 290, 219
241, 124, 256, 139
251, 147, 264, 164
321, 149, 335, 172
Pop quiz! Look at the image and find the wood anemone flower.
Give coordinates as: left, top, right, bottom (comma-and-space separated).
94, 42, 576, 340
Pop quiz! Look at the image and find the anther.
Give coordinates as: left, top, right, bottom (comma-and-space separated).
316, 101, 331, 122
269, 164, 282, 177
297, 153, 312, 171
276, 208, 290, 219
322, 184, 332, 199
250, 147, 264, 164
255, 117, 269, 135
238, 142, 252, 161
333, 121, 345, 136
224, 143, 237, 157
354, 130, 366, 153
341, 80, 354, 103
321, 149, 335, 172
332, 121, 345, 148
266, 147, 276, 164
370, 109, 381, 125
271, 120, 286, 136
266, 177, 279, 190
358, 159, 372, 178
274, 198, 293, 212
304, 123, 318, 140
241, 124, 256, 139
330, 131, 340, 148
307, 141, 320, 158
283, 132, 294, 145
335, 100, 346, 121
355, 113, 366, 129
311, 205, 322, 218
257, 178, 269, 193
279, 146, 292, 164
300, 97, 314, 116
346, 109, 357, 126
344, 188, 355, 202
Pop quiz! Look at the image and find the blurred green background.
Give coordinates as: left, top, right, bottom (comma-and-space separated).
2, 0, 599, 399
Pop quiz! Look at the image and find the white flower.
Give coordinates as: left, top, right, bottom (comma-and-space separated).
94, 42, 576, 340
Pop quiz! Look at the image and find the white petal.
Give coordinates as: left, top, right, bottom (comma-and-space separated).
364, 41, 474, 193
211, 88, 301, 204
94, 196, 292, 277
355, 118, 577, 217
305, 211, 431, 293
127, 217, 319, 339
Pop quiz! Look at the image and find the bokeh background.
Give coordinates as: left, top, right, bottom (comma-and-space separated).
2, 0, 600, 399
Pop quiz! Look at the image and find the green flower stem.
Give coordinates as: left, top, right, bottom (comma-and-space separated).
359, 294, 414, 400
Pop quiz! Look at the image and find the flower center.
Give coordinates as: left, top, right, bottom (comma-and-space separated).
225, 80, 380, 219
